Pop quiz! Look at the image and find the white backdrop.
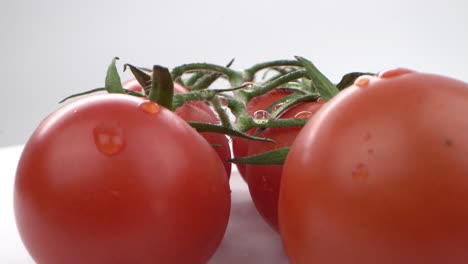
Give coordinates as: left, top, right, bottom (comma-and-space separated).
1, 0, 467, 147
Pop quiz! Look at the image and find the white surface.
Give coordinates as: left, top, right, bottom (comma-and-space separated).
0, 145, 287, 263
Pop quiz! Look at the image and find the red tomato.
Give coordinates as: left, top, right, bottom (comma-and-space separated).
279, 69, 468, 263
232, 89, 295, 179
244, 101, 323, 231
14, 94, 230, 264
123, 78, 232, 177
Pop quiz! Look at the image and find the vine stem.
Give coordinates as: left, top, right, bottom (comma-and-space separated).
237, 69, 308, 103
171, 63, 244, 87
243, 60, 303, 81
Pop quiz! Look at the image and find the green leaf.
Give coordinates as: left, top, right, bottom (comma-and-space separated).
229, 147, 290, 165
295, 56, 339, 101
105, 57, 125, 93
188, 122, 275, 143
336, 72, 375, 90
124, 64, 152, 95
150, 65, 174, 109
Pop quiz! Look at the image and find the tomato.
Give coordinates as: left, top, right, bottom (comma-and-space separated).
232, 89, 295, 179
244, 100, 323, 231
14, 94, 230, 264
279, 68, 468, 263
123, 78, 232, 177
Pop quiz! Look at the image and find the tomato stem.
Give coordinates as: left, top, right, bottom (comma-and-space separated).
243, 60, 303, 81
239, 69, 308, 103
171, 62, 244, 87
211, 96, 232, 129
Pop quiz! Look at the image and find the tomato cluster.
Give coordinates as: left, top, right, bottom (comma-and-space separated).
14, 58, 468, 263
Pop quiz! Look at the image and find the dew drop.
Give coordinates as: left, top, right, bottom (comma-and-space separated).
139, 100, 160, 115
377, 68, 415, 79
294, 111, 313, 119
253, 110, 270, 124
242, 82, 255, 89
93, 126, 125, 156
352, 163, 369, 182
354, 76, 371, 87
260, 175, 274, 191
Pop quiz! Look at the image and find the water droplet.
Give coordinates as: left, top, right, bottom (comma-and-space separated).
316, 97, 325, 103
139, 100, 160, 115
93, 126, 125, 156
253, 110, 270, 124
271, 103, 284, 113
352, 163, 368, 182
73, 109, 78, 114
377, 68, 415, 79
354, 76, 371, 87
260, 175, 274, 191
294, 111, 312, 119
242, 82, 255, 89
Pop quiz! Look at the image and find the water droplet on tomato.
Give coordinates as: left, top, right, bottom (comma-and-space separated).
139, 100, 160, 115
272, 103, 284, 113
253, 110, 270, 124
317, 97, 325, 103
260, 175, 274, 192
377, 68, 415, 79
352, 163, 368, 182
294, 111, 312, 119
354, 76, 371, 87
93, 127, 125, 156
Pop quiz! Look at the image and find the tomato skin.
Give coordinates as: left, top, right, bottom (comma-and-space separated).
279, 70, 468, 263
123, 79, 232, 177
175, 101, 232, 177
245, 101, 323, 231
14, 94, 230, 264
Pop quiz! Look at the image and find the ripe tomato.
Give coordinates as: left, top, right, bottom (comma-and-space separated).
123, 78, 232, 177
14, 94, 230, 264
244, 100, 323, 231
232, 89, 295, 179
279, 68, 468, 263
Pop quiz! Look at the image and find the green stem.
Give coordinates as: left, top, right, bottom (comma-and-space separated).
295, 56, 339, 101
240, 69, 308, 103
171, 63, 244, 87
149, 65, 174, 109
254, 117, 307, 129
211, 96, 232, 129
244, 60, 303, 80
